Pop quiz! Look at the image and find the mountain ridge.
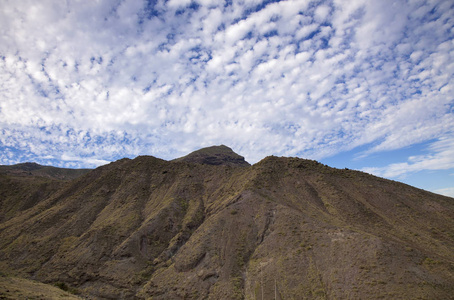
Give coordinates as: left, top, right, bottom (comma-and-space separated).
0, 146, 453, 299
0, 161, 91, 180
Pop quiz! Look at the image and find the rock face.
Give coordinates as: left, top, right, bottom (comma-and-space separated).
173, 145, 250, 166
0, 147, 453, 299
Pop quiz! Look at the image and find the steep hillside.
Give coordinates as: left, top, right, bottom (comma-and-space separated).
0, 274, 82, 299
0, 147, 453, 299
0, 163, 91, 222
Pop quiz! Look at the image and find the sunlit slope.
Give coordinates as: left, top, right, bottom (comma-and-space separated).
0, 147, 453, 299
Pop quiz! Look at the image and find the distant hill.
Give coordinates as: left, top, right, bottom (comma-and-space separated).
0, 163, 91, 222
0, 146, 453, 299
0, 162, 91, 180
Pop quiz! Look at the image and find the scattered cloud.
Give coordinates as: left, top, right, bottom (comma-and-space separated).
362, 136, 454, 178
0, 0, 453, 170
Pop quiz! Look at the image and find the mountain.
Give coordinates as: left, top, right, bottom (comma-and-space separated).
0, 162, 91, 222
0, 146, 453, 299
172, 145, 250, 166
0, 162, 91, 180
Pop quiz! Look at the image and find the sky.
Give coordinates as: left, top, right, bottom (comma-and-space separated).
0, 0, 453, 197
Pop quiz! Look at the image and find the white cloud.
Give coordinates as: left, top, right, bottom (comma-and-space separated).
362, 136, 454, 178
0, 0, 452, 171
314, 5, 331, 23
167, 0, 192, 9
61, 153, 110, 168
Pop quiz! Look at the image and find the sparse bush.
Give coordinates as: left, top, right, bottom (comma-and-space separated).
54, 282, 69, 291
54, 282, 78, 294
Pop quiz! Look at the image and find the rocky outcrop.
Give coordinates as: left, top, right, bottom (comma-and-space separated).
172, 145, 250, 166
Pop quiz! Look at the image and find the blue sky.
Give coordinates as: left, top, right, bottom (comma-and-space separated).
0, 0, 453, 197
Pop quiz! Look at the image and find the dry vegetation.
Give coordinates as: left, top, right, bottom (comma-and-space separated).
0, 274, 82, 299
0, 146, 453, 299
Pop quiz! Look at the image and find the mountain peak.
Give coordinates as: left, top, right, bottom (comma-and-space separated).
12, 162, 43, 171
173, 145, 250, 166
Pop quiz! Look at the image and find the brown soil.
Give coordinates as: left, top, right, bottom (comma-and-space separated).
0, 147, 453, 299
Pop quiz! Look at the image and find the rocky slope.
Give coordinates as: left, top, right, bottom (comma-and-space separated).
0, 275, 82, 299
0, 146, 453, 299
0, 163, 90, 222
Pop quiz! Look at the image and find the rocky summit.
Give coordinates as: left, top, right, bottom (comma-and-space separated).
0, 146, 453, 299
172, 145, 250, 167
